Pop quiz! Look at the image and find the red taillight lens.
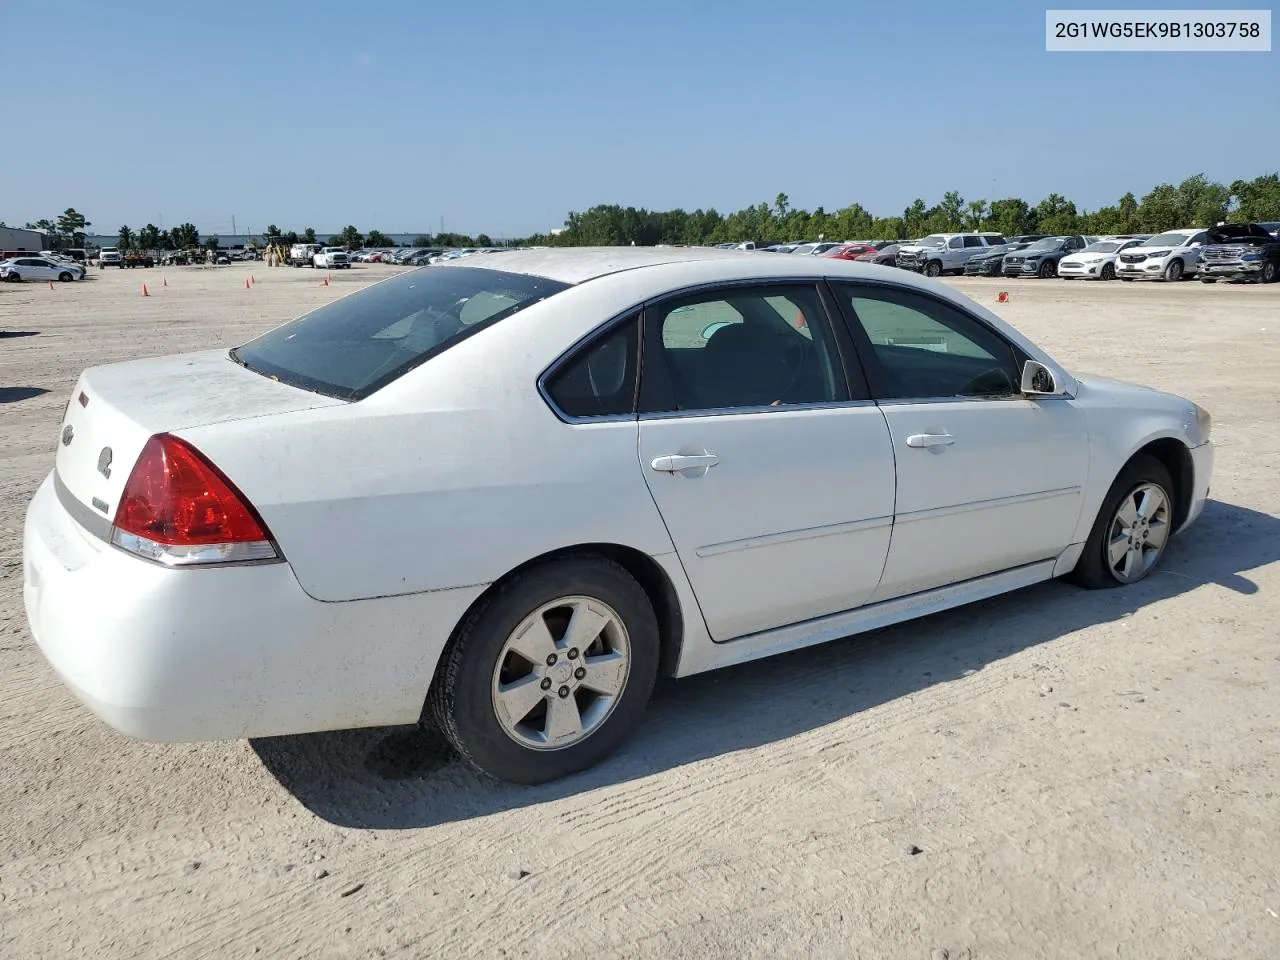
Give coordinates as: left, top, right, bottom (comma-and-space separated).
112, 434, 277, 564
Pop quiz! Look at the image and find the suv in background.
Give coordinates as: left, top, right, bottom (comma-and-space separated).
1116, 229, 1210, 281
895, 232, 1009, 277
1199, 223, 1280, 284
1001, 236, 1090, 278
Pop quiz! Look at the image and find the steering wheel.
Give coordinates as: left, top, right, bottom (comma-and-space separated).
957, 366, 1014, 397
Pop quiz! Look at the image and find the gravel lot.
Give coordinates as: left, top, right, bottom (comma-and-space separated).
2, 263, 1278, 960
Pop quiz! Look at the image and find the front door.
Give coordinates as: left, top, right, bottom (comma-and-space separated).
831, 281, 1089, 601
636, 283, 897, 642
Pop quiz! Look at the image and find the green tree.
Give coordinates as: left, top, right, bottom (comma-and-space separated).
333, 225, 363, 249
412, 235, 433, 246
475, 233, 493, 247
56, 208, 91, 247
774, 192, 790, 219
302, 227, 317, 244
964, 200, 989, 231
1229, 173, 1280, 222
1175, 173, 1229, 227
265, 223, 281, 239
986, 198, 1035, 237
137, 224, 161, 251
117, 225, 134, 250
366, 229, 393, 247
205, 234, 220, 251
938, 191, 966, 230
1137, 183, 1182, 232
1034, 193, 1079, 235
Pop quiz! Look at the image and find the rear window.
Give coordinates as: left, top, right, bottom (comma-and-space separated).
230, 266, 569, 401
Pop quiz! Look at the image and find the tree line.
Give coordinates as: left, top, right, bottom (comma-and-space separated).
12, 171, 1278, 255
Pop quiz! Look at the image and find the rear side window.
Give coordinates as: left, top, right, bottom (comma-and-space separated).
231, 267, 569, 400
544, 316, 640, 419
963, 236, 984, 248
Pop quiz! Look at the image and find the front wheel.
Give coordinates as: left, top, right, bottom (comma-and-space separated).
1038, 259, 1057, 279
1164, 259, 1184, 281
1200, 277, 1218, 284
1100, 263, 1115, 281
58, 272, 73, 282
429, 557, 660, 784
923, 260, 942, 279
1261, 261, 1278, 284
1069, 454, 1175, 589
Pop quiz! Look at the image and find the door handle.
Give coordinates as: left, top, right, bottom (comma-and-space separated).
905, 433, 954, 449
651, 453, 720, 472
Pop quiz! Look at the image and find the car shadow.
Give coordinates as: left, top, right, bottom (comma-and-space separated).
0, 386, 51, 403
0, 330, 41, 339
252, 499, 1280, 829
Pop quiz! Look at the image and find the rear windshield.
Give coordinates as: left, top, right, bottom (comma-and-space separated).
230, 266, 569, 400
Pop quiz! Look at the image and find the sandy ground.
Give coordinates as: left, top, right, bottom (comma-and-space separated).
1, 263, 1278, 960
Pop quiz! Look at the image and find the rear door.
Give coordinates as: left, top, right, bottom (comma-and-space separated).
636, 283, 897, 641
830, 281, 1088, 601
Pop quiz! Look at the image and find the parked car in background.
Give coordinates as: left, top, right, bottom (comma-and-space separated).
823, 243, 879, 261
963, 241, 1033, 276
1115, 229, 1210, 281
313, 247, 351, 269
1001, 236, 1089, 279
854, 243, 905, 267
99, 247, 123, 268
1057, 237, 1146, 281
24, 247, 1215, 785
1198, 223, 1280, 284
896, 233, 1010, 277
1, 256, 86, 282
1257, 221, 1280, 237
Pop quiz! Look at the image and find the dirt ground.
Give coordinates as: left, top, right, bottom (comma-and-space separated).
1, 263, 1277, 960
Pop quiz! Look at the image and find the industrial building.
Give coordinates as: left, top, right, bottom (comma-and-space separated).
0, 226, 46, 252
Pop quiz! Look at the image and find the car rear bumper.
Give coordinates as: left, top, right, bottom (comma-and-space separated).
22, 471, 484, 742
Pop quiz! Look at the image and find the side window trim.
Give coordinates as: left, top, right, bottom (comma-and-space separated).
827, 279, 1029, 404
537, 309, 643, 424
636, 279, 871, 420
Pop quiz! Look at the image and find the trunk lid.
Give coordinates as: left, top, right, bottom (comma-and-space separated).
54, 349, 344, 530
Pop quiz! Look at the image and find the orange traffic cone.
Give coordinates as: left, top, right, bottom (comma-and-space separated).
997, 291, 1009, 303
245, 277, 251, 289
49, 280, 55, 290
162, 275, 168, 287
142, 283, 150, 297
320, 277, 329, 287
250, 275, 256, 285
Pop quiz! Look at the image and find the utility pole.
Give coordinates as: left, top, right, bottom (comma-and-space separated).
232, 214, 237, 238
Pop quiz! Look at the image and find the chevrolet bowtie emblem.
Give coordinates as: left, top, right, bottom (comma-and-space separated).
97, 446, 113, 479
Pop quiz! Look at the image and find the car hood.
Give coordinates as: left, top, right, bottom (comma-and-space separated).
1128, 247, 1176, 256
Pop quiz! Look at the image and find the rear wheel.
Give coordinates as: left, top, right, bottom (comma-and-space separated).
1164, 259, 1184, 281
429, 557, 660, 784
1261, 261, 1278, 284
1069, 455, 1175, 589
1100, 263, 1115, 281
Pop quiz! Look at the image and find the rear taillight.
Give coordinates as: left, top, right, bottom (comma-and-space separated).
111, 434, 279, 566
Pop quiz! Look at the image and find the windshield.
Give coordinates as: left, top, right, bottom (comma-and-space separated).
231, 266, 570, 401
1142, 232, 1190, 247
1083, 241, 1122, 253
1025, 238, 1063, 252
915, 235, 946, 247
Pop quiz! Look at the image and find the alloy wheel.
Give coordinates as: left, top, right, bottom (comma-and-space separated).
1106, 482, 1171, 584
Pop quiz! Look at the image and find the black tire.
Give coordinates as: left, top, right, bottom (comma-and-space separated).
1120, 277, 1134, 282
923, 260, 942, 279
1261, 261, 1278, 284
1164, 259, 1184, 282
429, 557, 660, 784
58, 272, 73, 282
1200, 277, 1218, 284
1100, 263, 1115, 281
1068, 454, 1175, 590
1038, 259, 1056, 279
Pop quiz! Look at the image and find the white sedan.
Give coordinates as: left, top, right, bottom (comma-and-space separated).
24, 248, 1214, 784
1, 256, 86, 282
1057, 238, 1145, 280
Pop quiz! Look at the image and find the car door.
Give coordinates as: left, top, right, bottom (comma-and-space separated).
22, 258, 53, 281
830, 281, 1089, 602
636, 282, 897, 642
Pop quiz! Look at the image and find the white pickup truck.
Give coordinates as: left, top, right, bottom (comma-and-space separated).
288, 243, 323, 267
313, 247, 351, 269
98, 247, 123, 268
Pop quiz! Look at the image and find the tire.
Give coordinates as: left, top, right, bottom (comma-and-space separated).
1261, 261, 1278, 284
1069, 454, 1175, 590
429, 557, 660, 784
1164, 259, 1184, 282
1100, 263, 1115, 281
1120, 277, 1134, 282
1038, 259, 1056, 279
1200, 277, 1218, 284
923, 260, 942, 279
58, 272, 73, 282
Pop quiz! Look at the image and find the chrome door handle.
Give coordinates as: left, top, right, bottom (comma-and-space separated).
905, 433, 954, 448
651, 454, 720, 472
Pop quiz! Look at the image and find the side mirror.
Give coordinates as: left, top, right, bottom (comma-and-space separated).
1021, 360, 1058, 395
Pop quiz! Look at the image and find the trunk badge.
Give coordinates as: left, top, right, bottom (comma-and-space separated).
61, 425, 74, 446
91, 497, 109, 514
97, 447, 113, 479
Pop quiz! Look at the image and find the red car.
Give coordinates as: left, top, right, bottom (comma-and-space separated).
821, 243, 878, 261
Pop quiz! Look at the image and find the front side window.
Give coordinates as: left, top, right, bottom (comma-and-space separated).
231, 266, 569, 400
835, 284, 1021, 400
647, 285, 849, 413
948, 237, 964, 249
544, 316, 640, 419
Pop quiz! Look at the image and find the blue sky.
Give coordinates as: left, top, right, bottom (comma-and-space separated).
4, 0, 1276, 237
